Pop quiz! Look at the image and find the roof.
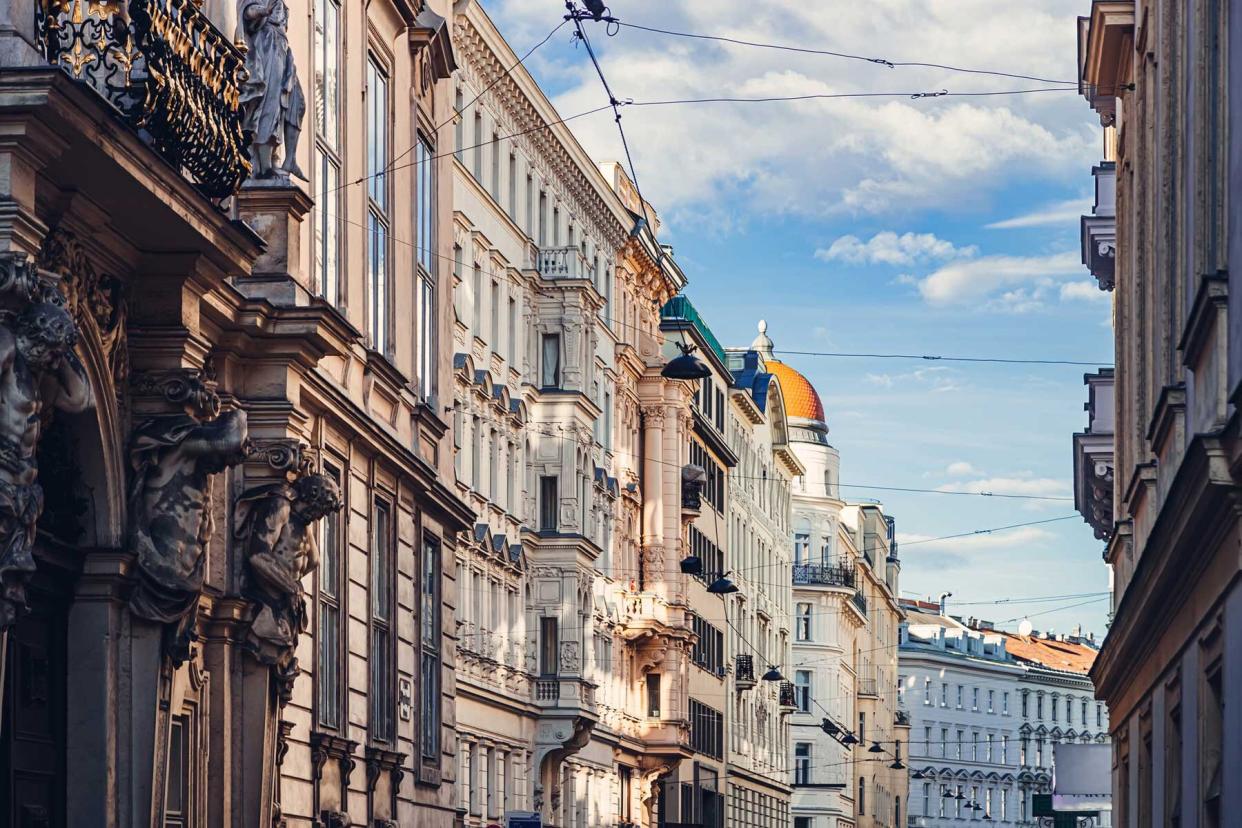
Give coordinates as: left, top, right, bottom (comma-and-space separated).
765, 360, 826, 423
998, 632, 1098, 675
660, 295, 727, 368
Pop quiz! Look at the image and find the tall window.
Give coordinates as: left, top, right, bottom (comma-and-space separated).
794, 670, 812, 713
472, 110, 483, 178
507, 297, 517, 363
420, 534, 441, 760
539, 616, 559, 675
793, 532, 809, 566
366, 58, 390, 354
539, 476, 558, 531
541, 333, 561, 387
369, 498, 394, 742
453, 89, 464, 160
794, 743, 811, 785
316, 462, 343, 729
414, 137, 436, 401
312, 0, 342, 305
507, 151, 517, 216
795, 603, 811, 641
490, 131, 500, 197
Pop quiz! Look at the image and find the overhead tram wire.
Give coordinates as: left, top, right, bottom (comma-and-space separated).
601, 18, 1080, 86
626, 87, 1079, 107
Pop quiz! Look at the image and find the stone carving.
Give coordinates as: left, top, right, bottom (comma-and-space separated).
681, 463, 706, 511
237, 0, 306, 179
37, 229, 127, 385
128, 397, 250, 664
0, 290, 92, 627
559, 640, 580, 672
236, 469, 342, 700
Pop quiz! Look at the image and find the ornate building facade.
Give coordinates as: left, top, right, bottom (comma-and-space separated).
0, 1, 470, 827
1078, 2, 1242, 825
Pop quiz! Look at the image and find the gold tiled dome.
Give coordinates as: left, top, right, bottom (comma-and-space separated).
766, 359, 826, 423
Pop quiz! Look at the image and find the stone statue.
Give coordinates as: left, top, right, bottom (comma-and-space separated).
0, 302, 91, 627
128, 407, 250, 663
235, 471, 342, 685
236, 0, 306, 180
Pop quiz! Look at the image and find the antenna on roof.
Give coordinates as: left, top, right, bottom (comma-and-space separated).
1017, 618, 1034, 638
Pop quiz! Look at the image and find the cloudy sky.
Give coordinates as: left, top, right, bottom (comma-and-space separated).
486, 0, 1113, 636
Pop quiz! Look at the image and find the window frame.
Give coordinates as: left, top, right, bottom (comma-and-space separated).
419, 531, 442, 762
315, 459, 345, 731
365, 55, 392, 356
369, 495, 395, 744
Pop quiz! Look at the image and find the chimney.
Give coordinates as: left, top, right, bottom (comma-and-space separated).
939, 592, 952, 616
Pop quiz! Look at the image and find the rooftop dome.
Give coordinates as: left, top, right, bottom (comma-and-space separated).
751, 320, 827, 426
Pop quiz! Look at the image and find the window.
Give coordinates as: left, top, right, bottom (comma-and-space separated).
507, 297, 517, 363
1001, 735, 1009, 763
312, 0, 342, 306
690, 614, 724, 674
489, 280, 499, 346
858, 777, 865, 816
453, 89, 464, 160
541, 333, 561, 387
987, 689, 994, 713
365, 58, 390, 354
795, 603, 812, 641
972, 687, 979, 710
957, 685, 963, 708
164, 714, 191, 828
922, 782, 931, 817
688, 526, 723, 583
507, 151, 517, 216
941, 682, 948, 707
415, 265, 434, 401
538, 191, 547, 245
794, 743, 811, 785
688, 699, 723, 760
1003, 691, 1010, 715
956, 729, 964, 759
316, 462, 343, 729
1203, 662, 1223, 828
420, 534, 441, 760
859, 712, 866, 742
1037, 693, 1044, 720
646, 673, 661, 717
986, 733, 993, 762
1021, 691, 1028, 717
1052, 694, 1058, 722
490, 131, 500, 196
794, 670, 812, 713
793, 532, 810, 566
1096, 702, 1102, 727
472, 110, 483, 178
369, 498, 394, 743
538, 476, 558, 531
1082, 698, 1089, 726
539, 616, 559, 676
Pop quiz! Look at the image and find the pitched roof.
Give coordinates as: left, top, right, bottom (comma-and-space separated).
998, 632, 1098, 675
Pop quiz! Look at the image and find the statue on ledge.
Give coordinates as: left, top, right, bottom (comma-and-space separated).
128, 406, 251, 663
237, 0, 306, 180
235, 470, 342, 700
0, 301, 91, 628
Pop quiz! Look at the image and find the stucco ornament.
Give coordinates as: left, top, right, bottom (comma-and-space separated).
235, 471, 342, 696
0, 283, 92, 628
128, 400, 250, 664
236, 0, 306, 179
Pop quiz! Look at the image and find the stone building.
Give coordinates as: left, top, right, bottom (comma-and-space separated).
1077, 1, 1242, 824
0, 0, 471, 827
899, 599, 1109, 827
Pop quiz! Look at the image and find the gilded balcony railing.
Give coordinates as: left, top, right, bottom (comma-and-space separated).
36, 0, 250, 198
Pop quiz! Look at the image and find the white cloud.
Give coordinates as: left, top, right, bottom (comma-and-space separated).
936, 475, 1071, 498
488, 0, 1097, 222
946, 461, 980, 476
815, 231, 976, 266
918, 251, 1082, 306
864, 366, 963, 393
1059, 280, 1111, 303
986, 198, 1090, 229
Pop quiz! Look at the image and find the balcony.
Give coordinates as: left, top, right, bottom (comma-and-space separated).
536, 246, 592, 279
533, 677, 596, 711
36, 0, 250, 198
1081, 162, 1116, 291
857, 677, 878, 697
1073, 369, 1115, 541
778, 681, 797, 712
851, 590, 868, 617
792, 562, 855, 588
895, 709, 911, 726
735, 654, 755, 690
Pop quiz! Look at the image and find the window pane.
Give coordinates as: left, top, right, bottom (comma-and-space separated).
372, 500, 390, 619
315, 152, 340, 304
313, 0, 339, 147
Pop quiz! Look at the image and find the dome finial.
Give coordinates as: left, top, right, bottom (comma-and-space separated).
752, 319, 774, 359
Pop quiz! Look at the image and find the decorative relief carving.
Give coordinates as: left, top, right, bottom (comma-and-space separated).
37, 229, 127, 386
0, 253, 92, 629
559, 640, 580, 672
127, 389, 250, 664
235, 467, 342, 703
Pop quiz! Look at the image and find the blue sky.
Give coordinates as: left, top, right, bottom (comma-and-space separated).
487, 0, 1114, 636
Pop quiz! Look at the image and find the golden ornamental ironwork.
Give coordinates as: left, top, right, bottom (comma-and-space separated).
36, 0, 251, 198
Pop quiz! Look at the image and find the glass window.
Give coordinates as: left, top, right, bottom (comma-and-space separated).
415, 137, 435, 274
539, 476, 558, 531
795, 603, 811, 641
794, 670, 811, 713
794, 743, 811, 786
366, 58, 389, 354
312, 0, 342, 306
646, 673, 661, 717
316, 463, 343, 729
539, 616, 559, 675
541, 333, 561, 387
420, 534, 441, 759
369, 498, 393, 743
453, 89, 464, 160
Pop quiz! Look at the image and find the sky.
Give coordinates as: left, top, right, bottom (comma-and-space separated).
484, 0, 1114, 638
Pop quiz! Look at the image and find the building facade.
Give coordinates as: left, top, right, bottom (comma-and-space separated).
900, 600, 1110, 828
0, 0, 472, 826
1077, 2, 1242, 825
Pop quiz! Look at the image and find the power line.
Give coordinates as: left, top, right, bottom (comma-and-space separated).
625, 87, 1078, 107
773, 349, 1111, 367
602, 19, 1079, 86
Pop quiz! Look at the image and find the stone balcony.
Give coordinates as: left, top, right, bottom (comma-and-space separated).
536, 246, 592, 280
1073, 369, 1116, 541
534, 676, 598, 712
1081, 162, 1116, 291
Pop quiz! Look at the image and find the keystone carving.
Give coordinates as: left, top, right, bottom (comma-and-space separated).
235, 468, 342, 703
128, 392, 250, 665
0, 254, 92, 628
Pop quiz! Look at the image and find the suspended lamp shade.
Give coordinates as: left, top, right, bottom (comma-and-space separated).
841, 732, 858, 746
868, 741, 884, 753
761, 666, 783, 682
889, 759, 905, 770
679, 555, 702, 576
662, 342, 712, 381
706, 575, 738, 595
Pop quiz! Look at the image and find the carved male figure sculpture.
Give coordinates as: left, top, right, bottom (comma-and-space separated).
0, 302, 90, 627
235, 471, 342, 672
128, 407, 250, 660
237, 0, 306, 179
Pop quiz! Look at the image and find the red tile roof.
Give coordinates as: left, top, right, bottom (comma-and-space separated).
998, 632, 1098, 674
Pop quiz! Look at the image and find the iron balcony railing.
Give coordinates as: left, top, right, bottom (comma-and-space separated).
851, 590, 868, 616
36, 0, 250, 197
735, 654, 754, 684
778, 681, 797, 709
792, 562, 855, 588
